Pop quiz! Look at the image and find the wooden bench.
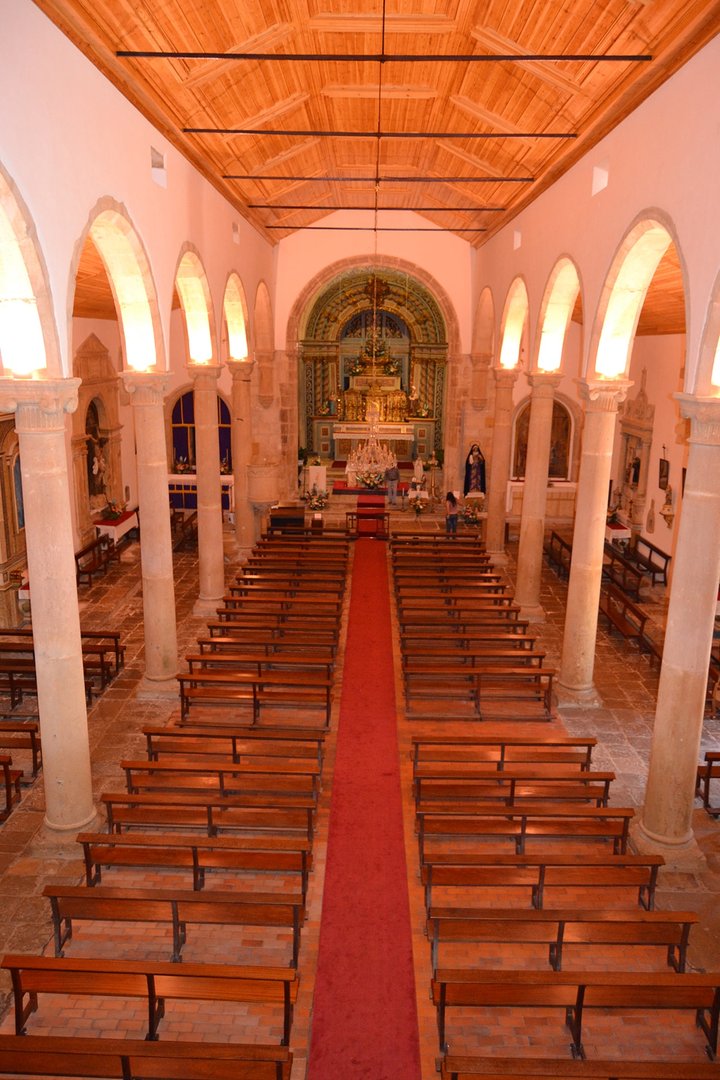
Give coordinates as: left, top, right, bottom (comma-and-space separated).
412, 735, 596, 774
144, 723, 326, 768
602, 540, 646, 599
474, 667, 555, 719
0, 720, 42, 777
0, 1035, 292, 1080
543, 529, 573, 578
403, 651, 547, 696
414, 766, 614, 808
0, 753, 22, 819
0, 626, 126, 675
0, 644, 109, 695
77, 829, 313, 898
1, 953, 298, 1044
101, 791, 316, 840
75, 534, 112, 586
177, 669, 333, 724
345, 509, 390, 538
230, 579, 345, 600
219, 593, 343, 617
696, 750, 720, 816
197, 633, 337, 659
43, 884, 305, 966
185, 650, 334, 681
171, 508, 198, 550
440, 1055, 720, 1079
598, 582, 648, 643
432, 968, 720, 1059
627, 533, 672, 585
421, 852, 664, 913
427, 907, 698, 975
205, 621, 339, 649
398, 607, 523, 633
416, 804, 634, 862
120, 756, 321, 802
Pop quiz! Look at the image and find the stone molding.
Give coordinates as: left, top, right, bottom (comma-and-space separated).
0, 377, 81, 432
676, 393, 720, 445
578, 378, 633, 412
122, 371, 170, 407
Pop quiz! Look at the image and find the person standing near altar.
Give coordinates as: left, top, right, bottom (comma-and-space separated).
384, 463, 399, 505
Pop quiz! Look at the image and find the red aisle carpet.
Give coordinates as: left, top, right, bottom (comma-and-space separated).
308, 539, 421, 1080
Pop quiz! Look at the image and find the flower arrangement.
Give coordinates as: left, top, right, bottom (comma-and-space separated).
304, 487, 328, 510
382, 356, 401, 377
461, 505, 479, 527
356, 470, 384, 489
409, 494, 426, 518
103, 500, 127, 521
175, 455, 191, 474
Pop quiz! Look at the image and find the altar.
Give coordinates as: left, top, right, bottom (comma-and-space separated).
315, 419, 437, 461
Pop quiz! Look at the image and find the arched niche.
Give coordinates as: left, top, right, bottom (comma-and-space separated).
298, 266, 449, 461
71, 333, 123, 545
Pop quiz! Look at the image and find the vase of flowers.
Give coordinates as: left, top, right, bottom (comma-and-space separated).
304, 487, 328, 511
409, 494, 426, 519
357, 470, 384, 489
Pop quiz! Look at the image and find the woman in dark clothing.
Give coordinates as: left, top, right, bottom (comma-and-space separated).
445, 491, 458, 535
463, 444, 486, 495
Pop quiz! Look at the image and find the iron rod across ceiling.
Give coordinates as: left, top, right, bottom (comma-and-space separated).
189, 128, 576, 138
247, 204, 506, 211
118, 50, 652, 63
223, 175, 534, 183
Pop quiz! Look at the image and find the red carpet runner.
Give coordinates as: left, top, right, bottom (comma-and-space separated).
308, 539, 421, 1080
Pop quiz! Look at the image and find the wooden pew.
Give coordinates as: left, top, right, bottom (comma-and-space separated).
431, 968, 720, 1059
176, 668, 333, 724
0, 627, 125, 674
402, 651, 547, 703
75, 534, 112, 586
0, 1035, 293, 1080
101, 791, 315, 840
411, 735, 597, 774
474, 667, 555, 719
185, 650, 334, 681
120, 756, 321, 801
414, 766, 614, 808
421, 852, 664, 913
205, 621, 339, 650
440, 1055, 720, 1079
43, 884, 305, 966
426, 907, 698, 975
627, 533, 672, 585
543, 529, 572, 578
602, 540, 645, 599
143, 723, 326, 768
696, 750, 720, 816
0, 753, 22, 819
0, 720, 42, 777
598, 582, 648, 644
77, 829, 313, 897
416, 804, 634, 862
1, 953, 298, 1044
197, 633, 337, 659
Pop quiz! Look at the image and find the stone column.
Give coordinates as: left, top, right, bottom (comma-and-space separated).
0, 377, 95, 831
485, 368, 519, 561
558, 379, 632, 703
188, 363, 225, 613
227, 359, 255, 560
514, 372, 562, 620
122, 371, 178, 692
640, 395, 720, 850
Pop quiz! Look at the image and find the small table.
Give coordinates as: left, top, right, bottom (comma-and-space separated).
605, 521, 631, 544
95, 508, 139, 545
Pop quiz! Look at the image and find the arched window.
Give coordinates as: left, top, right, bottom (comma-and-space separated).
170, 391, 232, 509
512, 399, 572, 480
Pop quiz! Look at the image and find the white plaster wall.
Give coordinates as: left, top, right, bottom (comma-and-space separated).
1, 0, 273, 377
273, 210, 474, 353
471, 35, 720, 392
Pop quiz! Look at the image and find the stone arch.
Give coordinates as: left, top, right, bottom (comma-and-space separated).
695, 266, 720, 396
511, 391, 582, 483
0, 163, 61, 377
498, 277, 530, 370
590, 212, 687, 380
534, 258, 582, 374
71, 199, 165, 372
222, 273, 250, 362
174, 247, 216, 364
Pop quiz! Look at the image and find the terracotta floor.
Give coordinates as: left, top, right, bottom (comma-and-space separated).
0, 501, 719, 1079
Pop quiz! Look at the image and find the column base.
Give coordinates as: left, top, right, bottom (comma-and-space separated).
517, 602, 546, 623
44, 805, 98, 833
136, 674, 180, 699
193, 595, 224, 617
485, 548, 509, 566
555, 682, 603, 708
631, 819, 707, 871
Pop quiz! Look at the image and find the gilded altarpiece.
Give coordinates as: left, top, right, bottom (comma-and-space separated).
0, 418, 27, 625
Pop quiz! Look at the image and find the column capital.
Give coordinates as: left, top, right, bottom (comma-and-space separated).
676, 393, 720, 445
0, 376, 81, 432
527, 371, 563, 394
470, 351, 493, 368
226, 358, 256, 382
493, 367, 520, 390
578, 377, 633, 412
187, 362, 223, 388
122, 370, 171, 407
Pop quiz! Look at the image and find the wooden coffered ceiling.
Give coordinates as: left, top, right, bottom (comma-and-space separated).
45, 0, 715, 331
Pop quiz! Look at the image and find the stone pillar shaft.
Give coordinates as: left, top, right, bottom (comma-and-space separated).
0, 377, 94, 830
514, 373, 562, 618
559, 380, 631, 699
641, 395, 720, 846
122, 372, 178, 686
485, 368, 519, 557
227, 359, 255, 559
188, 364, 225, 604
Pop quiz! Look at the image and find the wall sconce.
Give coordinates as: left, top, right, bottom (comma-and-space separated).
659, 484, 674, 528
